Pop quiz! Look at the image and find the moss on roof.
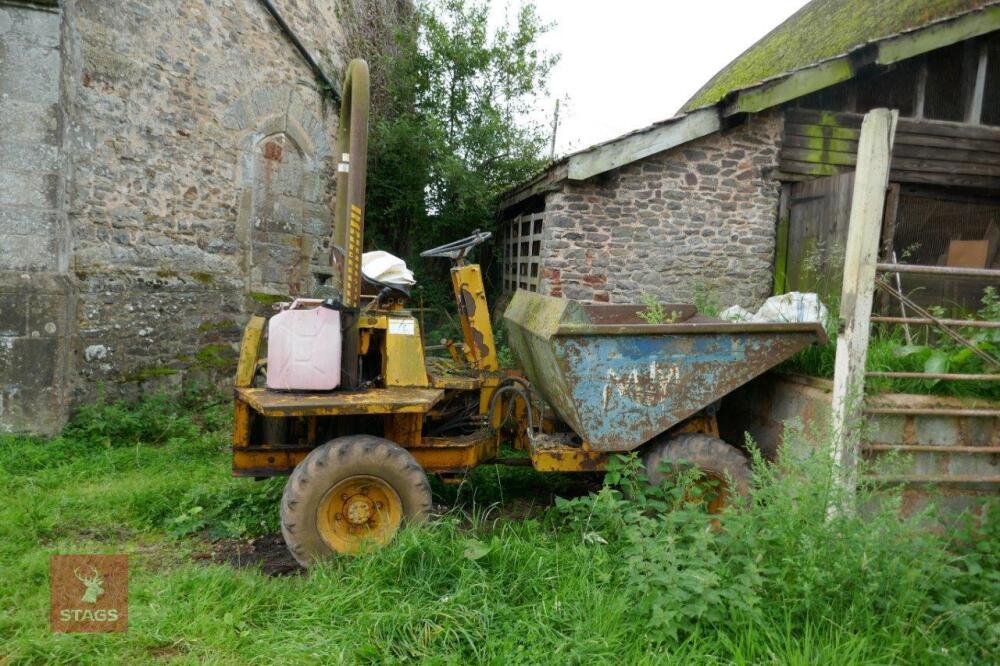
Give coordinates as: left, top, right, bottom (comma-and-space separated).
682, 0, 997, 111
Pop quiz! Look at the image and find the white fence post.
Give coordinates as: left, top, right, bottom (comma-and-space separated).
830, 108, 898, 511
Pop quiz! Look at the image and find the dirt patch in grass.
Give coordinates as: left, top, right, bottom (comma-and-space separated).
198, 533, 302, 576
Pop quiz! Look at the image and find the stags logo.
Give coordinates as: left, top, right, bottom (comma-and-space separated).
50, 554, 128, 632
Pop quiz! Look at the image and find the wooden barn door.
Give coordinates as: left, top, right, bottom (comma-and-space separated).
777, 172, 856, 301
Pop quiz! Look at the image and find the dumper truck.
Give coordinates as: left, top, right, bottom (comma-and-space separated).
230, 60, 826, 565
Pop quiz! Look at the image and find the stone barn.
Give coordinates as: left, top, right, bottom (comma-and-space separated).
0, 0, 406, 434
497, 0, 1000, 313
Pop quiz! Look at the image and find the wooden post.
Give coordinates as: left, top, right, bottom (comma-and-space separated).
829, 108, 898, 510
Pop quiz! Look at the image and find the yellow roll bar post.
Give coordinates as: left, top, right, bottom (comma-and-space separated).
333, 59, 370, 389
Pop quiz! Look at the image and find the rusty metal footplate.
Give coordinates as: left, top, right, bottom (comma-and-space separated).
236, 386, 443, 417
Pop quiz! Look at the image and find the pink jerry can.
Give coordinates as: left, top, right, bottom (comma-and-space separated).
266, 299, 342, 391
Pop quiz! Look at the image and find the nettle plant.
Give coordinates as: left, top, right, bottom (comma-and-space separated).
551, 435, 1000, 656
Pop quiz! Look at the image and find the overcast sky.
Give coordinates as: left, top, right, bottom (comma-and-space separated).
518, 0, 810, 156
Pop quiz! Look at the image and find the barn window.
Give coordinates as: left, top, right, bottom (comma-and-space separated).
501, 212, 544, 293
924, 42, 967, 122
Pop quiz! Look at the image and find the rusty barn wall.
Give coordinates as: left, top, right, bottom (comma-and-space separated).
0, 0, 404, 434
538, 109, 784, 309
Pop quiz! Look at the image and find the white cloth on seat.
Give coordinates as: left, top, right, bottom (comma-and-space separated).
361, 251, 416, 287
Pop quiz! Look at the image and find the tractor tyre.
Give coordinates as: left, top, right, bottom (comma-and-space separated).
280, 435, 433, 566
642, 433, 751, 513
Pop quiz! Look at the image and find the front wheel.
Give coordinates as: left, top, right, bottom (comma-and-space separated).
642, 433, 751, 513
280, 435, 433, 566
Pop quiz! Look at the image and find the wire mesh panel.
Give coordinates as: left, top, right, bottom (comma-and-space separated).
888, 188, 1000, 313
501, 212, 544, 294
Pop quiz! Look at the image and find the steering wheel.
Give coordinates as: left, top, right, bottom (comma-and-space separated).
420, 229, 492, 261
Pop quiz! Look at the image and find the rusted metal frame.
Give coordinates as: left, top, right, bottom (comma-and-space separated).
864, 406, 1000, 417
450, 264, 498, 370
873, 276, 1000, 368
232, 448, 308, 477
409, 431, 498, 472
529, 446, 610, 472
865, 475, 1000, 485
581, 303, 697, 324
235, 316, 266, 388
875, 263, 1000, 279
236, 386, 444, 417
864, 444, 1000, 453
334, 59, 370, 389
866, 371, 1000, 381
384, 413, 422, 446
871, 316, 1000, 329
555, 321, 827, 340
232, 400, 252, 448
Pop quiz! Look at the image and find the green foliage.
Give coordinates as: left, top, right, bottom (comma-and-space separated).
637, 293, 671, 324
784, 286, 1000, 399
682, 0, 985, 111
63, 392, 200, 448
168, 478, 284, 539
3, 394, 998, 663
555, 434, 1000, 661
365, 0, 556, 313
692, 283, 722, 317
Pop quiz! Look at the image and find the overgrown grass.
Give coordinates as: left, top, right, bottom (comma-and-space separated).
1, 396, 997, 663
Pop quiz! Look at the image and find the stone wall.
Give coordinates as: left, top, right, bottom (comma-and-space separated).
539, 109, 784, 309
1, 0, 405, 434
0, 1, 74, 434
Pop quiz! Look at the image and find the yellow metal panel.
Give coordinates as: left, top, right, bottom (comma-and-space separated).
359, 315, 388, 329
232, 399, 252, 447
384, 316, 429, 387
451, 264, 497, 371
235, 316, 265, 388
410, 431, 499, 472
237, 387, 443, 417
344, 204, 363, 306
530, 447, 610, 472
232, 448, 308, 477
384, 413, 423, 446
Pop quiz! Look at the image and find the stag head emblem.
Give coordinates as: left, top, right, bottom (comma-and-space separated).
74, 566, 105, 604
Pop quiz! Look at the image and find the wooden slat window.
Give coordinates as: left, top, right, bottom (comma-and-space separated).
501, 212, 544, 293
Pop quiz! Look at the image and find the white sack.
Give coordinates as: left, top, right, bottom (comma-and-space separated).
720, 292, 829, 327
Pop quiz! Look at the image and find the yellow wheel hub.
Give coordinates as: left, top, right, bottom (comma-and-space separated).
684, 473, 730, 514
316, 475, 403, 554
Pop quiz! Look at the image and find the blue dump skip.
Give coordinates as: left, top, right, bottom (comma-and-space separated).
503, 291, 826, 452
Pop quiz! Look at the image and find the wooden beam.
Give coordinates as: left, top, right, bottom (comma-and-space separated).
726, 5, 1000, 119
913, 58, 927, 119
566, 108, 720, 181
877, 5, 1000, 65
966, 41, 988, 124
830, 108, 898, 512
728, 59, 855, 116
773, 185, 791, 295
498, 162, 567, 210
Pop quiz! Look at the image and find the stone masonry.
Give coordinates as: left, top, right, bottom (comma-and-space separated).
538, 109, 784, 309
1, 0, 403, 434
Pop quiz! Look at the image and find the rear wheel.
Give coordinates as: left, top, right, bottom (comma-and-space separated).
280, 435, 433, 566
642, 433, 751, 513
